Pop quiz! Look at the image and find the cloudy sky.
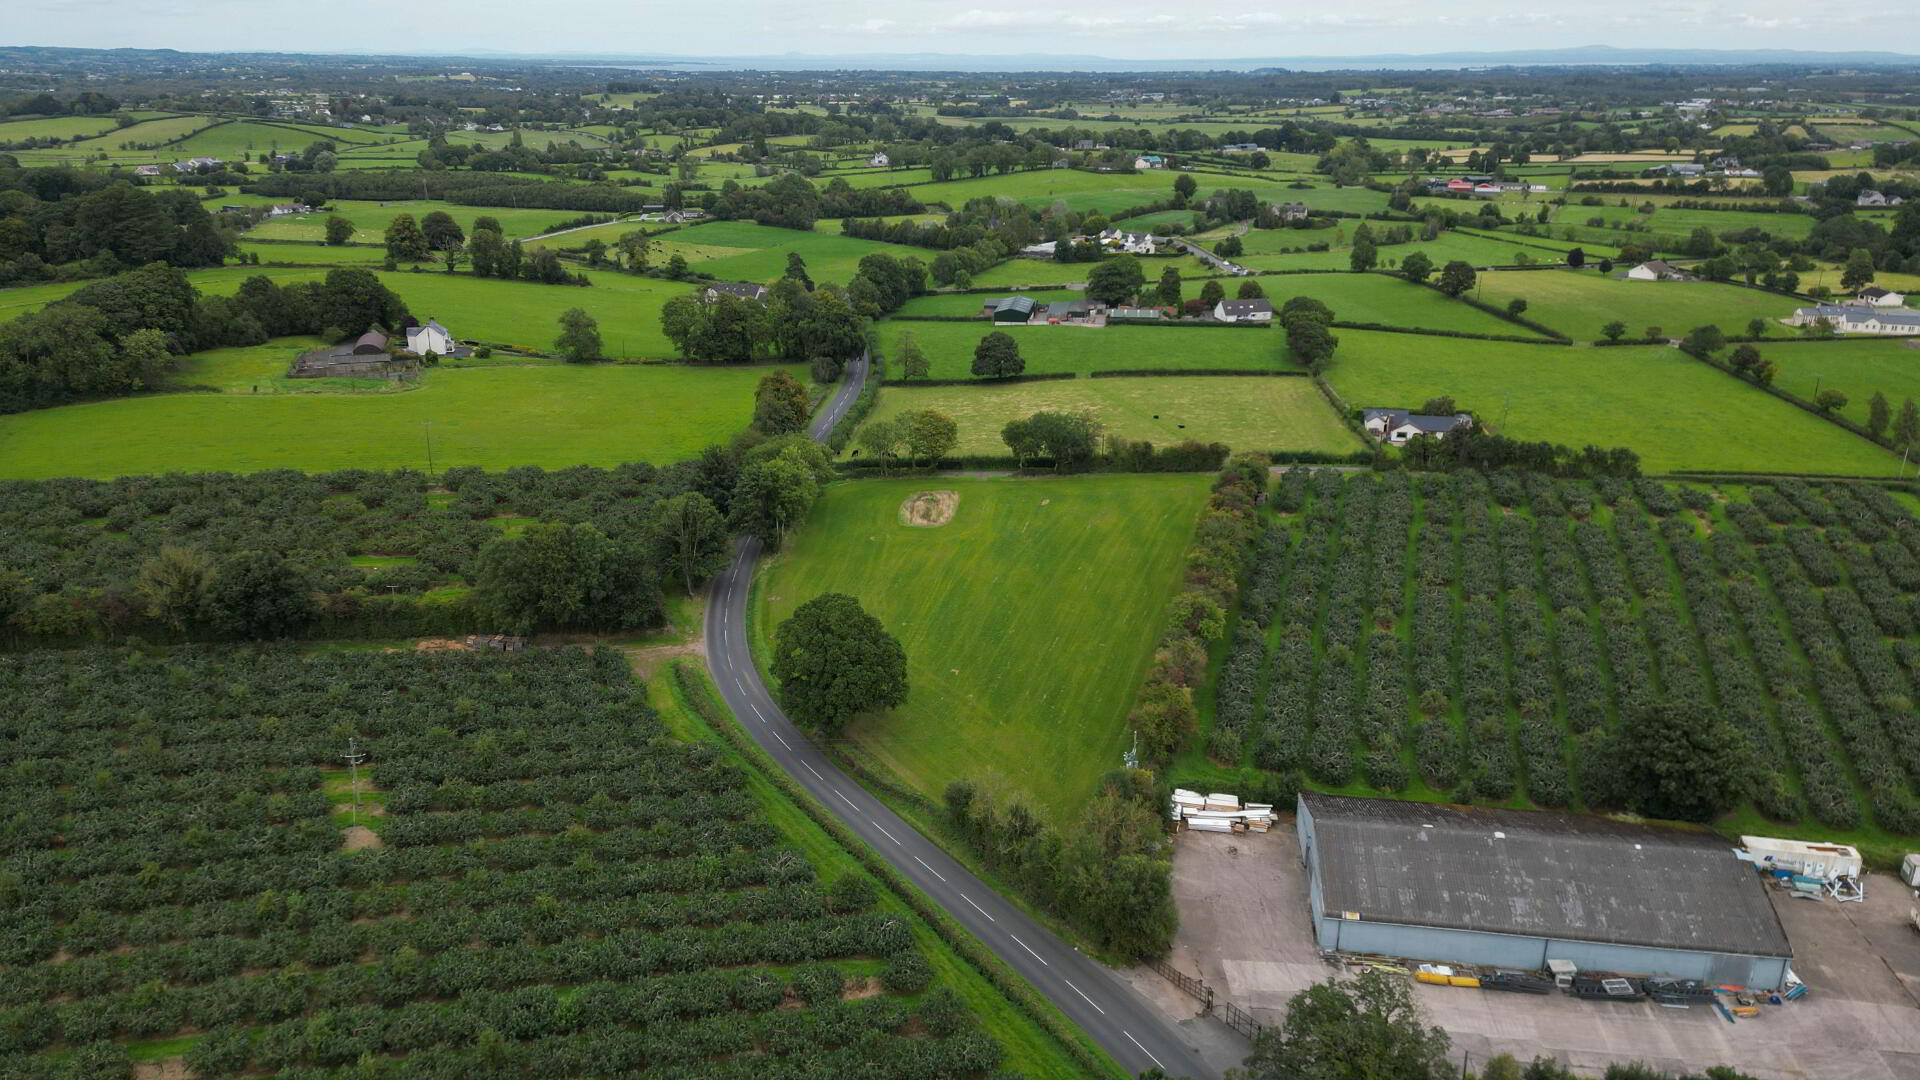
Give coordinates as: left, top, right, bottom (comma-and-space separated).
14, 0, 1920, 58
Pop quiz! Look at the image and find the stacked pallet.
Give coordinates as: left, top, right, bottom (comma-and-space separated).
1168, 790, 1276, 833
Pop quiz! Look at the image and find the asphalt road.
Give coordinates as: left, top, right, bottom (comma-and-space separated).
702, 356, 1220, 1080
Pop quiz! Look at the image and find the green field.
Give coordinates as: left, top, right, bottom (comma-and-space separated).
856, 375, 1360, 457
1468, 270, 1800, 341
248, 200, 587, 243
368, 269, 689, 357
1231, 229, 1616, 273
880, 321, 1282, 379
0, 114, 127, 141
637, 221, 936, 285
967, 255, 1217, 289
0, 360, 801, 479
0, 265, 330, 323
755, 475, 1207, 814
1271, 274, 1543, 335
1764, 339, 1920, 428
1322, 329, 1899, 475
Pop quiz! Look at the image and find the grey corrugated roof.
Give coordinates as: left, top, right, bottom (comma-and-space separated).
993, 295, 1038, 315
1217, 298, 1272, 317
1302, 794, 1791, 958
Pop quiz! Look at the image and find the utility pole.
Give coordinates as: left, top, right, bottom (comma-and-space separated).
342, 738, 367, 826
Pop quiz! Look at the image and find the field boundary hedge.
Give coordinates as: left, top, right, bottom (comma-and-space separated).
667, 661, 1120, 1080
1088, 368, 1304, 378
894, 372, 1079, 388
1331, 321, 1569, 345
1682, 348, 1904, 458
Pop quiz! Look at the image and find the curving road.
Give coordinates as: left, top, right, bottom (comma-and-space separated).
703, 354, 1220, 1080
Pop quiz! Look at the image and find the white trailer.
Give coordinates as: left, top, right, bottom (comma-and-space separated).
1741, 836, 1864, 881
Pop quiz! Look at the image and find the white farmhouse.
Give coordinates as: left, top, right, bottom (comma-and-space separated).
404, 319, 456, 356
1784, 305, 1920, 335
1855, 286, 1907, 307
1625, 260, 1693, 281
1362, 408, 1473, 444
1212, 298, 1273, 323
868, 151, 890, 167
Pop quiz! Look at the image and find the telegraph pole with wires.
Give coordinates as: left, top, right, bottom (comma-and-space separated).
342, 738, 368, 826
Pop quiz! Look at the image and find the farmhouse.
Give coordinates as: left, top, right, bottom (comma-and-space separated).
1784, 304, 1920, 335
1278, 202, 1309, 222
132, 164, 162, 178
1854, 286, 1907, 307
290, 330, 413, 379
986, 295, 1039, 323
1297, 794, 1793, 988
1362, 408, 1472, 443
1625, 260, 1694, 281
1133, 154, 1165, 169
1212, 298, 1273, 323
404, 319, 456, 357
1857, 190, 1904, 207
1220, 143, 1262, 152
171, 157, 222, 173
703, 282, 768, 303
1097, 228, 1159, 255
868, 151, 890, 167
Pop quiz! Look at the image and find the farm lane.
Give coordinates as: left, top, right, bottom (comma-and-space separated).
704, 355, 1226, 1080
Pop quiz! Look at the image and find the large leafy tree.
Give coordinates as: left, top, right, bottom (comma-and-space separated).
1085, 254, 1146, 305
1436, 260, 1477, 297
771, 592, 908, 732
647, 493, 729, 594
471, 522, 660, 632
752, 369, 811, 436
728, 452, 819, 547
900, 409, 958, 468
971, 330, 1024, 378
383, 213, 431, 263
203, 550, 316, 640
1234, 970, 1452, 1080
555, 307, 603, 362
1613, 701, 1742, 823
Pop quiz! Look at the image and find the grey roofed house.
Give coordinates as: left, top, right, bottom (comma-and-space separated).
1215, 298, 1273, 320
1362, 408, 1471, 438
1297, 793, 1792, 986
702, 281, 767, 303
990, 295, 1039, 322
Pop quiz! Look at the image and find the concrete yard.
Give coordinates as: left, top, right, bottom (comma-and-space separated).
1141, 819, 1920, 1080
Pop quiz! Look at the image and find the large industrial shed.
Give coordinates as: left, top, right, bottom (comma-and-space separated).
1296, 794, 1793, 988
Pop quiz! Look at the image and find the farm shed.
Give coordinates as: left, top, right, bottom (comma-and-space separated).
988, 296, 1039, 323
1297, 794, 1792, 989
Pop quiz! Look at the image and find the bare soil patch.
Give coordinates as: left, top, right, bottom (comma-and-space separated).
134, 1060, 189, 1080
843, 975, 887, 1000
343, 826, 383, 851
900, 490, 958, 527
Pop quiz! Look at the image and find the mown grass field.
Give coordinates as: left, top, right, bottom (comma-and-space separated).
1764, 339, 1920, 427
1322, 329, 1900, 475
0, 114, 126, 141
880, 321, 1281, 379
0, 360, 801, 479
1468, 269, 1800, 341
966, 256, 1216, 288
637, 221, 936, 285
857, 374, 1358, 457
755, 475, 1208, 815
1270, 274, 1543, 335
370, 270, 689, 357
1231, 228, 1615, 273
248, 201, 583, 243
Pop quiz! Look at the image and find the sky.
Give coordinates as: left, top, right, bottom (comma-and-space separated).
13, 0, 1920, 60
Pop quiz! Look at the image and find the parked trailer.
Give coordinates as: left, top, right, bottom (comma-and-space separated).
1739, 836, 1864, 882
1902, 853, 1920, 888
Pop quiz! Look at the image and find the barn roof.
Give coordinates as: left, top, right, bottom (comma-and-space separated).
1301, 794, 1791, 958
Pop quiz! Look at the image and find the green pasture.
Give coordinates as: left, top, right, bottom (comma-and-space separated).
370, 270, 687, 357
0, 360, 801, 479
0, 114, 126, 141
248, 201, 587, 243
906, 170, 1181, 214
241, 241, 386, 265
1467, 269, 1800, 341
755, 475, 1207, 815
1268, 274, 1544, 335
643, 221, 957, 285
856, 375, 1358, 457
1763, 339, 1920, 428
1232, 228, 1611, 272
1322, 329, 1898, 475
879, 321, 1282, 379
0, 265, 328, 324
170, 121, 400, 160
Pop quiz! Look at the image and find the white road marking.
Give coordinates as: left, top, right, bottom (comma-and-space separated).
1064, 979, 1104, 1013
747, 702, 766, 723
772, 731, 790, 749
872, 822, 901, 845
960, 893, 995, 921
833, 789, 857, 808
1010, 934, 1047, 965
803, 762, 823, 780
913, 855, 947, 882
1124, 1032, 1165, 1071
